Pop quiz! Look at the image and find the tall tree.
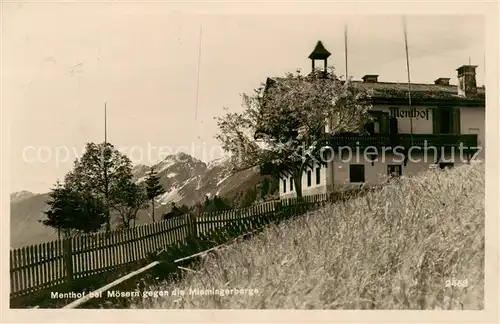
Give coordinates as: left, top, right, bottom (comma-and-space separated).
241, 188, 257, 208
215, 68, 373, 197
112, 181, 149, 228
260, 177, 270, 201
145, 167, 166, 222
64, 142, 135, 232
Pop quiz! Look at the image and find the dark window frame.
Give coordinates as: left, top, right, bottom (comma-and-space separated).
282, 179, 286, 193
307, 170, 312, 187
433, 106, 460, 135
316, 167, 321, 185
289, 177, 294, 191
389, 117, 399, 134
349, 164, 365, 183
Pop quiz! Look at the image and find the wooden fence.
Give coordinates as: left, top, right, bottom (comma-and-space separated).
10, 189, 376, 302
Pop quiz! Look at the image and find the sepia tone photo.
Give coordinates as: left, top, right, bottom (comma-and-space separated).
2, 1, 498, 321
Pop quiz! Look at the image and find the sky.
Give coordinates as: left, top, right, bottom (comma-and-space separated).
2, 3, 485, 193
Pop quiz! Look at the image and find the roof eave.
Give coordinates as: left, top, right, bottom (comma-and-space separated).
371, 97, 485, 107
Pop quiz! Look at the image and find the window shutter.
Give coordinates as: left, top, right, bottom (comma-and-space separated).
432, 108, 441, 134
379, 112, 390, 134
452, 108, 461, 134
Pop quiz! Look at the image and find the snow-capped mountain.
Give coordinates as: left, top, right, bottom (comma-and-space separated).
10, 153, 265, 249
131, 153, 258, 207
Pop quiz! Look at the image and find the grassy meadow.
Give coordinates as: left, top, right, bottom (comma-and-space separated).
131, 163, 485, 309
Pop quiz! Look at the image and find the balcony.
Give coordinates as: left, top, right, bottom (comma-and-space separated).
328, 133, 478, 151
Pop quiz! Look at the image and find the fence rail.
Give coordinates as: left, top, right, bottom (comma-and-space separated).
10, 189, 375, 302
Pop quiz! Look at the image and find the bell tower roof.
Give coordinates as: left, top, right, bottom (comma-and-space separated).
308, 41, 331, 60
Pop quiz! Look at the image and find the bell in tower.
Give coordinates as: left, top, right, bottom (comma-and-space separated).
308, 40, 331, 73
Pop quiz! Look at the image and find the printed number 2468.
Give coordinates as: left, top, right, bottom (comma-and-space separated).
445, 279, 468, 287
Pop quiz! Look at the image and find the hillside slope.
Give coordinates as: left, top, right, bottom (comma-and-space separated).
10, 191, 37, 203
138, 163, 485, 310
10, 193, 56, 248
10, 153, 263, 248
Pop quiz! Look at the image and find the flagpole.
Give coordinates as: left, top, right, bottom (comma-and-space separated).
344, 23, 348, 81
403, 17, 414, 139
194, 24, 202, 121
104, 102, 107, 144
103, 101, 110, 233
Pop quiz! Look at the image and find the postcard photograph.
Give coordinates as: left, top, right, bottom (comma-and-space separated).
2, 1, 498, 322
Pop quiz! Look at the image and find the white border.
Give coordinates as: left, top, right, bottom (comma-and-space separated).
1, 1, 498, 323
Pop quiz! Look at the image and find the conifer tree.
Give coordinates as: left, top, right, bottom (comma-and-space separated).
41, 180, 107, 237
41, 181, 71, 239
145, 167, 166, 222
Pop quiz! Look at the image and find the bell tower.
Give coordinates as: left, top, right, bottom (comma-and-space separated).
308, 41, 331, 73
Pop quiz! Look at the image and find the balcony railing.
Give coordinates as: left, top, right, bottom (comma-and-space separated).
328, 133, 478, 150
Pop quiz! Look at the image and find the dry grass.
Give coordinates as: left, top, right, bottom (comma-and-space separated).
132, 163, 484, 309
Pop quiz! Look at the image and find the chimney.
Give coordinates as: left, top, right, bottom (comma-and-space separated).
362, 74, 379, 83
456, 65, 478, 97
434, 77, 450, 86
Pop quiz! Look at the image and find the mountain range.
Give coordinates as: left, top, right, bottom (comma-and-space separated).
10, 153, 266, 249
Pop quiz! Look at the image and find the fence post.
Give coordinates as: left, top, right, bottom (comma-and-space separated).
274, 200, 282, 222
63, 237, 73, 289
274, 200, 282, 212
188, 212, 198, 240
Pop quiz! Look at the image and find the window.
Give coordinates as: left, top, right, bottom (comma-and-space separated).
439, 163, 454, 170
283, 179, 286, 193
440, 108, 452, 134
364, 121, 375, 134
366, 111, 390, 134
289, 177, 293, 191
349, 164, 365, 183
387, 165, 402, 178
307, 170, 312, 187
367, 111, 379, 134
316, 167, 321, 185
389, 117, 398, 134
433, 107, 460, 134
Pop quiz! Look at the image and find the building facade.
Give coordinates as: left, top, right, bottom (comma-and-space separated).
276, 41, 484, 199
